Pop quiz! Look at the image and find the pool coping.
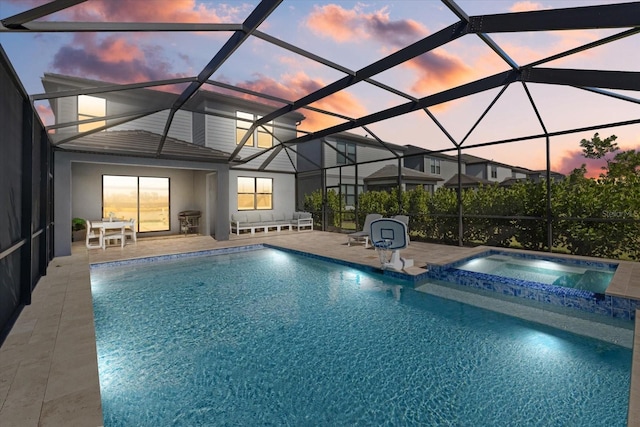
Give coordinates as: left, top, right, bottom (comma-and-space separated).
89, 243, 433, 284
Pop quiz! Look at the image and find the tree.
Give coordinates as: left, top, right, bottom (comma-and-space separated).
579, 132, 640, 181
579, 132, 618, 160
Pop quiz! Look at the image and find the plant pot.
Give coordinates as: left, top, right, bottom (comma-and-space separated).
72, 229, 86, 242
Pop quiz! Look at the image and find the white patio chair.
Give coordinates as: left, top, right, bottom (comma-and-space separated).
102, 223, 125, 250
85, 219, 102, 249
347, 213, 382, 248
124, 218, 137, 243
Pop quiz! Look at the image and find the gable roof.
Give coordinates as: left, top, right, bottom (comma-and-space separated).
326, 132, 407, 152
443, 173, 493, 188
404, 145, 530, 172
364, 164, 443, 183
54, 130, 232, 162
403, 145, 458, 161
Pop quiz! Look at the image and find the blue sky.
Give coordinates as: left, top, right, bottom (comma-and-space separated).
1, 0, 639, 176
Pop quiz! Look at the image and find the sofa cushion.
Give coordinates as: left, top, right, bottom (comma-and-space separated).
260, 212, 274, 223
231, 213, 247, 223
246, 212, 261, 223
274, 212, 286, 222
292, 212, 300, 220
298, 212, 312, 219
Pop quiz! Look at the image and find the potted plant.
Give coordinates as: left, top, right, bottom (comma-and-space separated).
72, 218, 86, 242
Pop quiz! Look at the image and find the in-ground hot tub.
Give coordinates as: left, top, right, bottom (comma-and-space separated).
428, 250, 638, 320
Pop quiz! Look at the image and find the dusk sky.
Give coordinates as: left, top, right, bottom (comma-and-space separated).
1, 0, 639, 177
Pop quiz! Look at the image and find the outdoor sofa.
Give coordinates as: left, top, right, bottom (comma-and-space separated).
230, 211, 313, 235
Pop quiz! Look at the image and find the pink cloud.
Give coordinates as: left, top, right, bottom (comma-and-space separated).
233, 72, 369, 132
307, 4, 426, 46
306, 4, 473, 94
51, 33, 187, 83
306, 4, 367, 42
8, 0, 241, 83
8, 0, 233, 23
35, 103, 54, 127
509, 2, 547, 13
553, 144, 640, 178
407, 49, 473, 93
553, 149, 607, 178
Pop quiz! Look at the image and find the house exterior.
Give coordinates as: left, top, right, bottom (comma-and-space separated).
43, 73, 568, 257
461, 154, 529, 183
405, 145, 539, 190
363, 164, 443, 192
43, 73, 303, 256
297, 132, 406, 207
404, 145, 464, 191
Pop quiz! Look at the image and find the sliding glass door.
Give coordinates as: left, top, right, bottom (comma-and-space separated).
103, 175, 170, 232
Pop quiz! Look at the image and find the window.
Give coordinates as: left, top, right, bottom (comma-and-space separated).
336, 142, 356, 165
103, 175, 170, 232
430, 158, 441, 174
256, 116, 273, 148
407, 183, 435, 194
238, 177, 272, 210
236, 111, 273, 148
340, 184, 362, 207
78, 95, 106, 132
491, 165, 498, 179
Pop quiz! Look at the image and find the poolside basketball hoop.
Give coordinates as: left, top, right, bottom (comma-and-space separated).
373, 238, 393, 265
370, 218, 414, 272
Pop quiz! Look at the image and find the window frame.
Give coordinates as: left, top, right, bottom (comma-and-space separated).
256, 115, 273, 149
336, 141, 356, 165
236, 111, 273, 148
102, 175, 170, 232
340, 183, 362, 207
430, 158, 441, 175
490, 165, 498, 179
237, 176, 273, 211
78, 94, 106, 132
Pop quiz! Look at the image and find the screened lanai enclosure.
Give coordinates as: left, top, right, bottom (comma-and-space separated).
2, 0, 640, 334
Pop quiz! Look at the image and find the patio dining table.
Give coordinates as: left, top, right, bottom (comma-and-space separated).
91, 220, 128, 248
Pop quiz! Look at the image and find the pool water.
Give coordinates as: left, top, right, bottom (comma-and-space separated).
90, 249, 630, 426
455, 254, 616, 293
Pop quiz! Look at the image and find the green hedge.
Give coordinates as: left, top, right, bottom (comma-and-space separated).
302, 179, 640, 260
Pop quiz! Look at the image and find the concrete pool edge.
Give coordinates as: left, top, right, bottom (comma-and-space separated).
0, 250, 103, 427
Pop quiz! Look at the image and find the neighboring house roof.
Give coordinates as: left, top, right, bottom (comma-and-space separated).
527, 169, 566, 178
326, 132, 407, 153
55, 130, 232, 162
499, 177, 527, 187
459, 153, 529, 172
459, 153, 490, 165
404, 146, 531, 173
364, 164, 443, 183
403, 144, 458, 161
443, 173, 493, 188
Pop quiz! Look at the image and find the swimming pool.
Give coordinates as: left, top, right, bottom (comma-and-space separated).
90, 247, 631, 426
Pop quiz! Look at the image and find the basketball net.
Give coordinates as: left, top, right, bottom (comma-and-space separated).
374, 239, 392, 265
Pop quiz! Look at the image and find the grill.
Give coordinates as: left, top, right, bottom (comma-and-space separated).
178, 210, 201, 235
